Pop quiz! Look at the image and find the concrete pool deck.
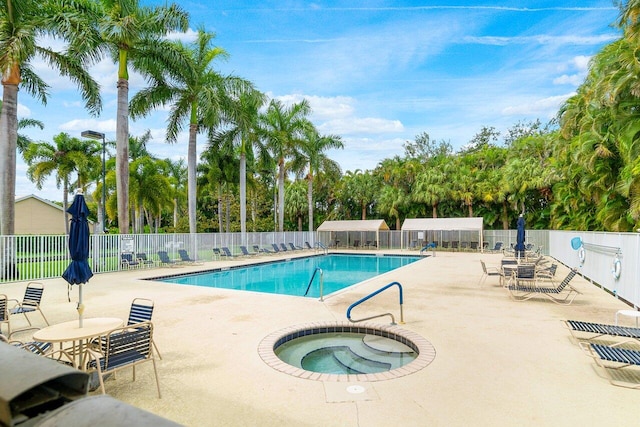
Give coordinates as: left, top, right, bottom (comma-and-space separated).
4, 250, 640, 426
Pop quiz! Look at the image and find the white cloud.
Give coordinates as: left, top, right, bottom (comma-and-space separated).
501, 94, 572, 117
553, 74, 583, 85
319, 117, 404, 135
59, 119, 116, 134
17, 103, 31, 117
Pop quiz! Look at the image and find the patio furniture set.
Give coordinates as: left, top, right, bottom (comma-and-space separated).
1, 287, 161, 398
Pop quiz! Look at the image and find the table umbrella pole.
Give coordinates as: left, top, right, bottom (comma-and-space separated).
78, 285, 84, 328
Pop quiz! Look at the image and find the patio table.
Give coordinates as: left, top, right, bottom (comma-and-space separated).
33, 317, 123, 370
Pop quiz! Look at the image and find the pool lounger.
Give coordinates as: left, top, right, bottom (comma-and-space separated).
580, 341, 640, 389
564, 320, 640, 341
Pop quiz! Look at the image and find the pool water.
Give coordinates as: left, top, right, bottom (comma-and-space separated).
275, 332, 417, 374
155, 254, 422, 297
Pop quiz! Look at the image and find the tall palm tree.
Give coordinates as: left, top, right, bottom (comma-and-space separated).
23, 133, 101, 233
291, 127, 343, 233
208, 89, 266, 235
259, 99, 312, 231
162, 158, 187, 230
0, 0, 101, 235
130, 28, 255, 234
96, 0, 188, 233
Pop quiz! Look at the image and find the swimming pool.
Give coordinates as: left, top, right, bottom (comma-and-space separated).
154, 254, 423, 297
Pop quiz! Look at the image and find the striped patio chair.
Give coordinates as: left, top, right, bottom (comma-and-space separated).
9, 282, 49, 334
128, 298, 162, 359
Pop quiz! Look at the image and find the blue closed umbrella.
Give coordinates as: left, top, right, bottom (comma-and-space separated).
62, 192, 93, 327
515, 214, 526, 258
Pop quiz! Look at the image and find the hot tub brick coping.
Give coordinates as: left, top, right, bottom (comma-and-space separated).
258, 321, 436, 382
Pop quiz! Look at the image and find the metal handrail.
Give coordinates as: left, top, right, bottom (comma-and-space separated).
582, 242, 622, 256
304, 267, 324, 301
346, 281, 404, 325
315, 242, 328, 254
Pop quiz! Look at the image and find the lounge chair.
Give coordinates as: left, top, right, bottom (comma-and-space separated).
564, 320, 640, 342
240, 246, 257, 256
289, 243, 302, 251
304, 242, 313, 250
157, 250, 181, 267
279, 243, 289, 252
8, 282, 49, 334
86, 321, 161, 397
212, 248, 221, 259
271, 243, 281, 253
507, 269, 580, 305
253, 245, 273, 254
178, 249, 202, 264
136, 252, 156, 268
121, 252, 140, 269
580, 341, 640, 389
488, 242, 503, 253
478, 260, 501, 286
353, 240, 361, 249
221, 247, 237, 258
128, 298, 162, 359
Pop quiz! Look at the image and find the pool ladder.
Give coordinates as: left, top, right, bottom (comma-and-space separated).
315, 242, 328, 254
346, 281, 404, 325
304, 267, 324, 301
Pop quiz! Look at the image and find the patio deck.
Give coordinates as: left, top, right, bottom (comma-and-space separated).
4, 250, 639, 426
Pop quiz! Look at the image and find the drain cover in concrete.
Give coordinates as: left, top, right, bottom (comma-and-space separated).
324, 382, 379, 402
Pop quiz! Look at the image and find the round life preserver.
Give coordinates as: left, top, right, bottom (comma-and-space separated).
612, 257, 621, 280
578, 247, 586, 265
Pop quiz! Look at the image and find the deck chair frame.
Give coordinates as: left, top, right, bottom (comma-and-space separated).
507, 269, 580, 305
86, 321, 161, 397
580, 341, 640, 389
8, 282, 49, 335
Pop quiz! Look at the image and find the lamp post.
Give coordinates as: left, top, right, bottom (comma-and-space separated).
81, 130, 106, 233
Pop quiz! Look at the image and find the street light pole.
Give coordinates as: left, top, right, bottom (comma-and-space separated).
81, 130, 106, 233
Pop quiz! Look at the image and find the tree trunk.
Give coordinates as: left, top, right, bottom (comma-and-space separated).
187, 123, 198, 234
432, 203, 438, 218
173, 198, 178, 229
307, 171, 314, 234
361, 202, 366, 220
116, 78, 130, 233
298, 215, 302, 232
0, 80, 18, 236
468, 203, 473, 217
502, 200, 509, 230
278, 158, 285, 232
240, 152, 246, 235
63, 180, 70, 235
218, 185, 223, 232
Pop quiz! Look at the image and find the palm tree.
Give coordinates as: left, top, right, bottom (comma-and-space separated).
129, 156, 173, 233
96, 0, 188, 233
285, 180, 308, 231
162, 158, 187, 230
130, 28, 255, 234
259, 99, 312, 231
291, 127, 343, 233
0, 0, 101, 235
208, 89, 266, 235
23, 133, 101, 234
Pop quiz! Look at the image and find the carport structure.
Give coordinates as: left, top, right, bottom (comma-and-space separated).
316, 220, 390, 249
401, 217, 484, 251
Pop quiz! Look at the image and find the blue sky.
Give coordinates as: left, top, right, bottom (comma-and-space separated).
16, 1, 620, 201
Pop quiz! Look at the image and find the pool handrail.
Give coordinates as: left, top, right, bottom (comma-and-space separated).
304, 267, 324, 300
346, 281, 404, 325
315, 242, 328, 254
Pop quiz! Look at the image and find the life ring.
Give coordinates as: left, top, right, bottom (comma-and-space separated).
612, 257, 621, 280
578, 247, 585, 265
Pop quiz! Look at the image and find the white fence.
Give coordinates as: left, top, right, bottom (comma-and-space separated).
2, 228, 639, 309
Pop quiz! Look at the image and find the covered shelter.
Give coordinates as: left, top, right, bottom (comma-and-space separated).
316, 220, 390, 249
401, 217, 484, 251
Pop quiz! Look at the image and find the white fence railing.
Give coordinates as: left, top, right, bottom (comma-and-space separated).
2, 229, 639, 309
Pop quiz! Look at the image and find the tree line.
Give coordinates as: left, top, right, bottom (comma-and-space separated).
3, 1, 640, 235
